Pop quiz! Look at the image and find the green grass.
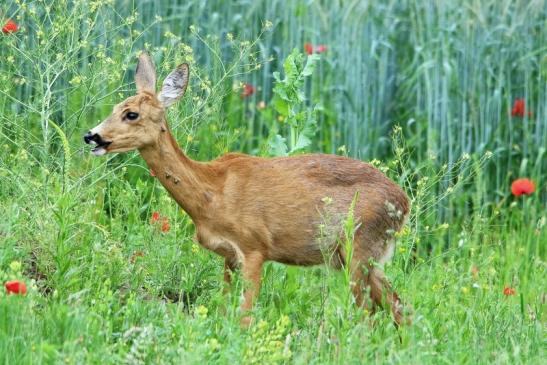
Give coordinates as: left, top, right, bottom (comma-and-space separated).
0, 0, 545, 364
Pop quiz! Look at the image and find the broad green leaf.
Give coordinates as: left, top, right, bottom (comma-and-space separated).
303, 54, 320, 76
268, 134, 288, 157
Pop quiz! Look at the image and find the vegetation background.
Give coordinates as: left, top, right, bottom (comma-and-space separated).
0, 0, 545, 364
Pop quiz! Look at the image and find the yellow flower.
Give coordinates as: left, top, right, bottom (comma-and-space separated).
9, 261, 21, 272
196, 305, 208, 319
208, 338, 220, 351
69, 75, 83, 86
461, 287, 469, 294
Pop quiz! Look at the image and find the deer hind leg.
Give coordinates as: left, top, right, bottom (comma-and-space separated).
348, 256, 376, 314
350, 247, 410, 326
367, 266, 409, 326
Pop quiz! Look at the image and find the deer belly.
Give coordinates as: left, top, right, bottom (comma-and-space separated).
269, 242, 325, 266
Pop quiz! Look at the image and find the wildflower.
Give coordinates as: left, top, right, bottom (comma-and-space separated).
257, 101, 266, 110
208, 338, 221, 351
511, 178, 535, 196
304, 42, 327, 55
150, 169, 156, 177
461, 287, 469, 294
263, 20, 273, 30
161, 219, 170, 233
315, 45, 327, 53
150, 211, 160, 224
503, 286, 516, 296
2, 20, 18, 34
241, 83, 255, 98
511, 98, 532, 117
196, 305, 208, 318
69, 75, 83, 86
5, 280, 27, 295
9, 261, 21, 272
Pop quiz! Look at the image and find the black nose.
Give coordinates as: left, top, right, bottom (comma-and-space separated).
84, 131, 101, 145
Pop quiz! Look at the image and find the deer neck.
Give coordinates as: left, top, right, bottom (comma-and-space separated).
139, 129, 215, 222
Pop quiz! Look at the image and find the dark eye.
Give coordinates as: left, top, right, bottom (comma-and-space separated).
126, 112, 139, 121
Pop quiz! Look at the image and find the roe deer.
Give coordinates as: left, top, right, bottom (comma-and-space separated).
84, 53, 411, 326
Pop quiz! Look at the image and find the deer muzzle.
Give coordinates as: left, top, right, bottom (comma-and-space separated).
84, 131, 112, 156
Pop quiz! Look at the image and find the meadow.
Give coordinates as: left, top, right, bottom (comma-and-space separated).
0, 0, 545, 364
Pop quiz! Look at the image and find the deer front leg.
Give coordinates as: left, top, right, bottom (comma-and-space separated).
223, 256, 238, 292
240, 251, 264, 328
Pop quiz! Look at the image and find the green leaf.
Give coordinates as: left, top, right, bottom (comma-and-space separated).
303, 54, 320, 76
292, 133, 312, 152
268, 134, 288, 157
273, 95, 289, 116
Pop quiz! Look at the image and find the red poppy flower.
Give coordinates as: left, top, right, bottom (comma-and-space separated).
150, 211, 161, 224
511, 99, 532, 117
503, 286, 516, 296
150, 169, 156, 177
2, 20, 18, 34
241, 83, 255, 98
314, 45, 327, 53
161, 219, 170, 233
5, 280, 27, 295
304, 42, 327, 55
511, 178, 535, 196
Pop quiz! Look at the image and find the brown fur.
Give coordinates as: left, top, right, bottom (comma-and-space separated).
86, 53, 412, 326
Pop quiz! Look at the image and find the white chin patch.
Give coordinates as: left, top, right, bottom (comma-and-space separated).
91, 147, 107, 156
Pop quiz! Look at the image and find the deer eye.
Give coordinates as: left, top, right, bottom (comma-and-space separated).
126, 112, 139, 121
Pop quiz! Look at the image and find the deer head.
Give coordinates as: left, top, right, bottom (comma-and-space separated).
84, 53, 189, 156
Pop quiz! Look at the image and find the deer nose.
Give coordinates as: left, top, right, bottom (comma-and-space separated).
84, 131, 101, 145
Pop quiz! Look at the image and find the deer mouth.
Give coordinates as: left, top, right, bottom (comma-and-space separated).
91, 141, 112, 156
84, 132, 112, 156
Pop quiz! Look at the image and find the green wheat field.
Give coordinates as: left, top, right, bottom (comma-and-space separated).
0, 1, 545, 364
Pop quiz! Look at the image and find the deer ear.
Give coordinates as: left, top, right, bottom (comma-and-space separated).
135, 52, 157, 93
158, 64, 189, 108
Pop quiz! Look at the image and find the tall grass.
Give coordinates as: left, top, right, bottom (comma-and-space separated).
0, 0, 545, 364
